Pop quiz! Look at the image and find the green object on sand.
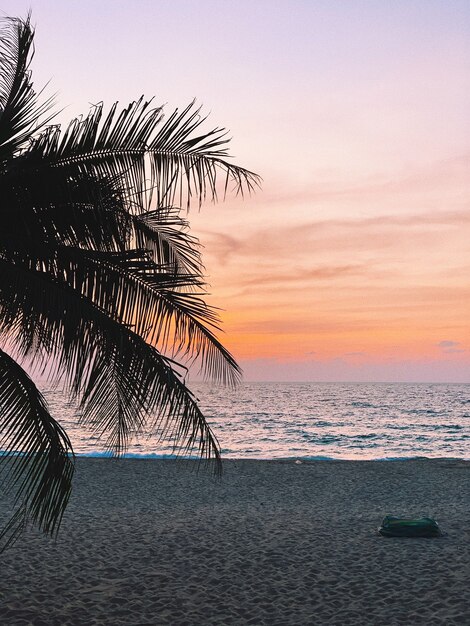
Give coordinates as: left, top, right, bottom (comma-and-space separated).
378, 515, 442, 538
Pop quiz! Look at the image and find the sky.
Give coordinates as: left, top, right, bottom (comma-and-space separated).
2, 0, 469, 382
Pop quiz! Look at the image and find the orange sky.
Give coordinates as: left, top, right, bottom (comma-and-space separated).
189, 154, 470, 381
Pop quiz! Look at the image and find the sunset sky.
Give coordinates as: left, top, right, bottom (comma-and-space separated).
4, 0, 470, 381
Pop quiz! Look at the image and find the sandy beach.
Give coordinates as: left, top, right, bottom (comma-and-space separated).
1, 457, 469, 625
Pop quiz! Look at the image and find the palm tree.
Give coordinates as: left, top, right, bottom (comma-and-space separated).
0, 15, 258, 550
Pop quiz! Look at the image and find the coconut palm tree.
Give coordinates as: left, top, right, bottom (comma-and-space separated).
0, 15, 258, 550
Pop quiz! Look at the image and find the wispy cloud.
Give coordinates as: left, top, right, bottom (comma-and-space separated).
199, 207, 470, 301
236, 264, 368, 287
437, 340, 466, 354
200, 207, 470, 264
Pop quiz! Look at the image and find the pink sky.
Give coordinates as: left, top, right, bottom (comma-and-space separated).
4, 0, 470, 381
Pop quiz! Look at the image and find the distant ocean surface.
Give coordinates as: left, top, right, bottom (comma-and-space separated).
42, 382, 470, 461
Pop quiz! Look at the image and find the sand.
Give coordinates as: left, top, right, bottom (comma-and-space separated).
0, 457, 469, 625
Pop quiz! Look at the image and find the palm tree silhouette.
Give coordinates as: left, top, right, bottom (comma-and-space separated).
0, 15, 258, 549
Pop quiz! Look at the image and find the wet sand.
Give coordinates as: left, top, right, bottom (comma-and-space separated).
1, 457, 469, 625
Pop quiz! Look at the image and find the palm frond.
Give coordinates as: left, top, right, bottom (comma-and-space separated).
78, 322, 222, 466
0, 164, 130, 256
0, 15, 55, 161
0, 348, 74, 551
27, 98, 260, 210
51, 246, 241, 384
133, 206, 203, 277
0, 258, 222, 464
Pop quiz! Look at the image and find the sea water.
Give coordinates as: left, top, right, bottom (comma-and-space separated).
41, 382, 470, 460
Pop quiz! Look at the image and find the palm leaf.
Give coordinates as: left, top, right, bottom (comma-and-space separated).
0, 348, 74, 551
27, 98, 260, 211
50, 246, 241, 384
77, 322, 222, 465
0, 258, 222, 464
0, 15, 54, 161
133, 206, 203, 277
0, 163, 130, 257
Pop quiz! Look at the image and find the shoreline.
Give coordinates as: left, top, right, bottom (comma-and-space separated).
1, 457, 469, 625
2, 450, 470, 462
61, 451, 470, 461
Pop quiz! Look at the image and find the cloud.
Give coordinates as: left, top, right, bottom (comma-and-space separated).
197, 206, 470, 312
199, 231, 242, 265
437, 340, 466, 354
200, 207, 470, 270
236, 264, 368, 288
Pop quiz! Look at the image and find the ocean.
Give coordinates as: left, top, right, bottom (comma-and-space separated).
42, 382, 470, 461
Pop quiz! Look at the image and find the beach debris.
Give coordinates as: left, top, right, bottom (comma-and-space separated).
295, 460, 303, 464
378, 515, 442, 538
